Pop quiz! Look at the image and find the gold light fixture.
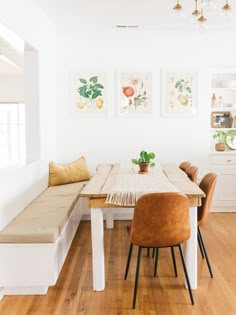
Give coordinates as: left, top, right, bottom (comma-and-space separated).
221, 0, 232, 17
198, 0, 207, 23
222, 0, 231, 11
172, 0, 233, 24
173, 0, 182, 11
192, 0, 200, 17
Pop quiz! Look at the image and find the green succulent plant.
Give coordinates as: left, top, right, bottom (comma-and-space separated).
132, 150, 155, 168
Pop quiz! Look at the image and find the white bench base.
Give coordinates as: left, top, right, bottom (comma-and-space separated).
0, 198, 84, 299
0, 286, 48, 300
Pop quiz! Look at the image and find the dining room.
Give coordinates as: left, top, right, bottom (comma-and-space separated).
0, 1, 236, 314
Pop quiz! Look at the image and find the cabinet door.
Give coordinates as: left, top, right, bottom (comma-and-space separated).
212, 166, 236, 210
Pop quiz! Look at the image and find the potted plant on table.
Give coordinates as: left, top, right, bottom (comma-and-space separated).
132, 150, 155, 174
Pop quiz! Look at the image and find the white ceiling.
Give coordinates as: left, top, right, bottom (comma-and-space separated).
36, 0, 236, 33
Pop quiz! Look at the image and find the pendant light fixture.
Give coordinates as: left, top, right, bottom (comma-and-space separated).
192, 0, 200, 17
173, 0, 182, 11
172, 0, 233, 25
198, 0, 207, 23
222, 0, 232, 15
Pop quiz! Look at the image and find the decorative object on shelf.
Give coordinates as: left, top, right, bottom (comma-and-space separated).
162, 70, 197, 116
211, 111, 233, 128
172, 0, 233, 27
211, 92, 217, 107
132, 150, 155, 174
213, 130, 226, 151
218, 96, 224, 107
212, 129, 236, 151
74, 72, 107, 114
226, 133, 236, 149
117, 72, 152, 115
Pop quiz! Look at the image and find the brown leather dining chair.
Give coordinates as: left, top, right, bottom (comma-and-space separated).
179, 161, 191, 172
124, 192, 194, 309
197, 173, 217, 278
186, 165, 199, 182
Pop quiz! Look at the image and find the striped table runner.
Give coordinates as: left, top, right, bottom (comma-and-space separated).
105, 166, 179, 206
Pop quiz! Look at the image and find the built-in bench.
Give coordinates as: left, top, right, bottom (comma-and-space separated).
0, 181, 87, 299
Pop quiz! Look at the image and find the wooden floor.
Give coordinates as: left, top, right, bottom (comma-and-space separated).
0, 213, 236, 315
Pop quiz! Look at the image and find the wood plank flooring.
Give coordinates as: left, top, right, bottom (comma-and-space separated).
0, 213, 236, 315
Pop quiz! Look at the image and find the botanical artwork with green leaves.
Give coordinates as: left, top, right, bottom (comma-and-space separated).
75, 73, 106, 113
118, 72, 152, 115
163, 71, 197, 115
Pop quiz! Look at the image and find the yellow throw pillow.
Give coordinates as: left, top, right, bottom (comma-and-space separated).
49, 156, 91, 186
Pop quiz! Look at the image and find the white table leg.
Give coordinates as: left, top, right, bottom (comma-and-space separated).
91, 208, 105, 291
184, 206, 198, 289
105, 209, 114, 229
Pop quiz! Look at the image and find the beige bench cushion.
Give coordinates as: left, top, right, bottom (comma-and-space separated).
0, 181, 87, 243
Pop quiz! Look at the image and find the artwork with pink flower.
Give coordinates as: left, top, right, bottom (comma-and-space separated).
118, 72, 152, 115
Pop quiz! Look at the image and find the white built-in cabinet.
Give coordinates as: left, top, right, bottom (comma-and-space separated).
210, 68, 236, 212
210, 153, 236, 211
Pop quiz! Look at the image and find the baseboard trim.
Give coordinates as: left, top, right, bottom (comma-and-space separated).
211, 208, 236, 212
1, 286, 48, 295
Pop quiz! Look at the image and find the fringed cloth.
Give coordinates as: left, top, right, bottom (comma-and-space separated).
105, 165, 179, 206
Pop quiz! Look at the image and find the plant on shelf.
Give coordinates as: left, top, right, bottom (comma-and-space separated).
132, 150, 155, 174
213, 130, 226, 151
213, 130, 236, 151
213, 130, 235, 151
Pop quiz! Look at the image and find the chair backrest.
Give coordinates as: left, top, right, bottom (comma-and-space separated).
198, 173, 217, 226
130, 192, 191, 248
179, 161, 191, 172
186, 166, 198, 182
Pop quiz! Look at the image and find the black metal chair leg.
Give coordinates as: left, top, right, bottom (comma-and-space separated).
171, 246, 178, 277
198, 232, 205, 259
132, 246, 142, 309
147, 247, 155, 258
124, 243, 133, 280
154, 248, 159, 277
152, 247, 155, 258
198, 227, 213, 278
178, 244, 194, 305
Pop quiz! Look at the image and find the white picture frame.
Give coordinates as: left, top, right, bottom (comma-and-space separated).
162, 70, 197, 116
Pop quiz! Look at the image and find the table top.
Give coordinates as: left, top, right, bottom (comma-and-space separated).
80, 163, 205, 208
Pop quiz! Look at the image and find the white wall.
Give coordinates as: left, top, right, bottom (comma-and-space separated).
0, 0, 57, 229
0, 75, 24, 102
56, 29, 236, 176
1, 3, 236, 227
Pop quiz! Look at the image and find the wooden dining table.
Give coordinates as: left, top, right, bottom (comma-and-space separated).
79, 163, 205, 292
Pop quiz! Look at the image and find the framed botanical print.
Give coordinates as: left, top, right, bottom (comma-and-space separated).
162, 70, 197, 116
73, 72, 107, 114
117, 72, 152, 115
